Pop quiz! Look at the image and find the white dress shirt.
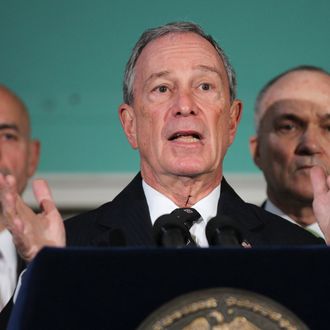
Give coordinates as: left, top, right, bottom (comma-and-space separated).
0, 229, 17, 311
143, 181, 220, 247
264, 200, 325, 239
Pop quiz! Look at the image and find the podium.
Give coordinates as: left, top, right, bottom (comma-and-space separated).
8, 246, 330, 329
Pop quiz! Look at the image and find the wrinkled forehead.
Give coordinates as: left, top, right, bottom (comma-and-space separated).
134, 32, 228, 82
259, 71, 330, 119
259, 99, 330, 128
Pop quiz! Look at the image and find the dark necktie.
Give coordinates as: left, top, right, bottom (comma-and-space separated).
171, 208, 202, 246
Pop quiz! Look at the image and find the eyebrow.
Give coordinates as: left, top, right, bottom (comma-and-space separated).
0, 123, 19, 131
145, 65, 222, 84
145, 70, 171, 84
276, 113, 302, 121
271, 113, 330, 131
269, 104, 330, 122
275, 112, 330, 120
194, 64, 222, 76
266, 100, 299, 113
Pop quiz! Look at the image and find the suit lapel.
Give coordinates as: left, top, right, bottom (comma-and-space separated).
94, 173, 155, 246
218, 177, 264, 234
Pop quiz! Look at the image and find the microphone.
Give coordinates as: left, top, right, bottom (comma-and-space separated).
206, 215, 243, 247
153, 214, 191, 247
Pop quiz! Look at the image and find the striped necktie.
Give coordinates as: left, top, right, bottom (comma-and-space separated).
171, 208, 202, 246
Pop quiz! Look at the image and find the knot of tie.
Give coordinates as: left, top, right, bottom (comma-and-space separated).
171, 208, 201, 230
153, 208, 202, 247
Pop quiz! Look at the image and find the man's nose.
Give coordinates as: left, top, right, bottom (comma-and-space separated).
172, 90, 198, 116
295, 126, 321, 155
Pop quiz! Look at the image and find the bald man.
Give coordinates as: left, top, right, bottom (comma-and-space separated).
250, 66, 330, 237
0, 86, 40, 311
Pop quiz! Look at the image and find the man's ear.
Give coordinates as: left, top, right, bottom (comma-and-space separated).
118, 103, 138, 149
228, 99, 243, 145
28, 140, 40, 177
249, 135, 261, 169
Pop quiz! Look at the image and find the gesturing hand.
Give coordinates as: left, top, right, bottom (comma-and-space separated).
311, 166, 330, 244
0, 174, 66, 262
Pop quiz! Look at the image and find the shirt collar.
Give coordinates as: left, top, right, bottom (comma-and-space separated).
264, 200, 291, 221
264, 199, 325, 239
142, 180, 220, 225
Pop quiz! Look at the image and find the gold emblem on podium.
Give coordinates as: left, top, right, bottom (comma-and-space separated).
138, 288, 309, 330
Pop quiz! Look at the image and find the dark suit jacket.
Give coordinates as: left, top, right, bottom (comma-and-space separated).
65, 173, 324, 247
0, 173, 324, 329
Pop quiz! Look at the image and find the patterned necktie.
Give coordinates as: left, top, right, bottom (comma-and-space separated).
171, 208, 202, 246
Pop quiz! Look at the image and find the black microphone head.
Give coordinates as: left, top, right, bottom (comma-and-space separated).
153, 213, 191, 247
206, 215, 243, 246
170, 208, 201, 228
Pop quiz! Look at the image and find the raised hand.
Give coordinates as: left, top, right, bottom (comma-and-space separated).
310, 166, 330, 244
0, 174, 66, 262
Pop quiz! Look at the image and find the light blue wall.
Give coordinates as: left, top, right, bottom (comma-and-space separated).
1, 0, 329, 173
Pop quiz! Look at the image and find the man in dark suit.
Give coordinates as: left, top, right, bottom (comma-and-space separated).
0, 22, 328, 263
250, 66, 330, 239
0, 85, 40, 317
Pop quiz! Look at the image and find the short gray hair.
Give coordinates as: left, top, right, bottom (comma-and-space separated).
254, 65, 329, 132
123, 21, 237, 105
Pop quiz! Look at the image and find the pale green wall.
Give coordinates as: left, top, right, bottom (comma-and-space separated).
1, 0, 329, 173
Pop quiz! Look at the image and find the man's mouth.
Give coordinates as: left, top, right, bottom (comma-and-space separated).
295, 157, 327, 171
295, 164, 322, 174
168, 131, 202, 142
297, 165, 314, 170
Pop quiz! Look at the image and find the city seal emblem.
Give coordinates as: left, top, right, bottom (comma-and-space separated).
138, 288, 309, 330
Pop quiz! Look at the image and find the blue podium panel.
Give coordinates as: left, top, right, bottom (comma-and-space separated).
8, 246, 330, 329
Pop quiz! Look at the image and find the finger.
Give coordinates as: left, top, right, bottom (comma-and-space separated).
11, 219, 35, 262
310, 166, 328, 197
2, 175, 18, 207
41, 199, 58, 215
5, 174, 17, 191
6, 214, 26, 260
32, 179, 55, 212
2, 188, 18, 228
10, 216, 25, 238
15, 194, 39, 219
0, 174, 17, 212
1, 176, 27, 236
0, 173, 7, 197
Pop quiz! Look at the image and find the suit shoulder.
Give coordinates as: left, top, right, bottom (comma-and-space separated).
246, 202, 325, 245
64, 201, 115, 245
65, 201, 112, 226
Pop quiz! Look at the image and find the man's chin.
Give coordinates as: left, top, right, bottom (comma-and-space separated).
288, 186, 314, 203
168, 165, 211, 178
